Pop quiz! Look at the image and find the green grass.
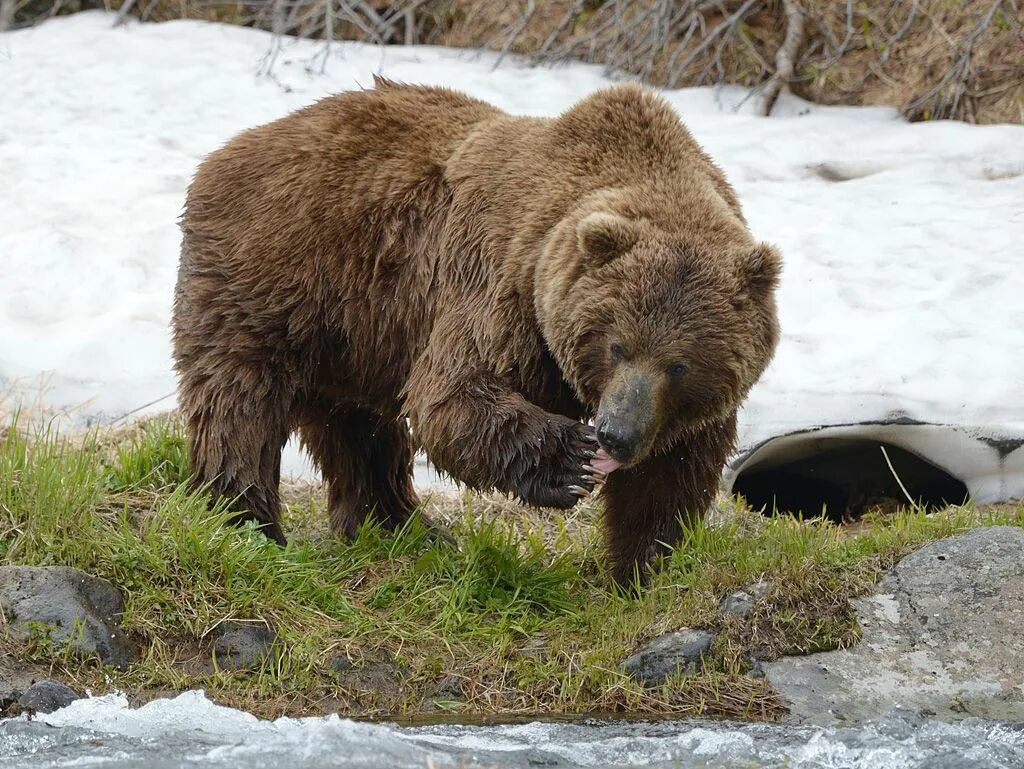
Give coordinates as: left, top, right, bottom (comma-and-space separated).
103, 416, 190, 492
1, 415, 1022, 719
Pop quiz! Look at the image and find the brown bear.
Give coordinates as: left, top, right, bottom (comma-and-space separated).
172, 78, 780, 585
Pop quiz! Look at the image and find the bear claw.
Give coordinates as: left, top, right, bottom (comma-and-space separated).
568, 485, 591, 498
581, 465, 606, 488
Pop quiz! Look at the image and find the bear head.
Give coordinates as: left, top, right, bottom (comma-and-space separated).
536, 204, 781, 470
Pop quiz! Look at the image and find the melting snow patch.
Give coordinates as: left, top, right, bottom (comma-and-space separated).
1, 12, 1022, 500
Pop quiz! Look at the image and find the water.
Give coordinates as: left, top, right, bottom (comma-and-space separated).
2, 690, 1023, 769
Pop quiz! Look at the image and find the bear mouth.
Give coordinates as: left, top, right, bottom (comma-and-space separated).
591, 447, 624, 475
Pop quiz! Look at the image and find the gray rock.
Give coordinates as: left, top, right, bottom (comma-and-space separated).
212, 625, 278, 670
719, 580, 774, 618
334, 661, 412, 699
432, 674, 464, 700
766, 527, 1024, 725
719, 590, 756, 617
0, 680, 18, 712
748, 580, 774, 601
623, 629, 715, 687
0, 566, 131, 669
749, 657, 767, 680
18, 680, 80, 713
330, 655, 353, 673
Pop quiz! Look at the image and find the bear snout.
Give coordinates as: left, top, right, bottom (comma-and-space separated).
595, 368, 658, 467
596, 418, 640, 463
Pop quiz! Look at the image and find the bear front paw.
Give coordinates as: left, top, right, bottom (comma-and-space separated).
515, 421, 601, 509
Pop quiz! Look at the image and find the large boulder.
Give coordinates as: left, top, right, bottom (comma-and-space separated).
0, 566, 132, 670
766, 526, 1024, 724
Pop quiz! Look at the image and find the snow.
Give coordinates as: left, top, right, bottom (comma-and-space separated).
1, 12, 1022, 498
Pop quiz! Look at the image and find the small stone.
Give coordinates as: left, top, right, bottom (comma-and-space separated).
18, 680, 80, 713
719, 580, 774, 618
623, 629, 715, 687
719, 590, 756, 617
432, 674, 464, 700
213, 624, 278, 670
749, 657, 766, 679
0, 681, 19, 712
330, 655, 353, 673
335, 661, 411, 696
0, 566, 132, 669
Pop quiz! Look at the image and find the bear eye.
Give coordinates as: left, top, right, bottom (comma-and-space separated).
610, 343, 626, 361
668, 362, 689, 377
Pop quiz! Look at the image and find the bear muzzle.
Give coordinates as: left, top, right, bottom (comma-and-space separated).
595, 418, 640, 464
594, 367, 658, 470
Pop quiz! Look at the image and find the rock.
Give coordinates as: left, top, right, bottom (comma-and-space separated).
766, 527, 1024, 725
719, 591, 756, 617
0, 680, 18, 712
719, 580, 774, 618
0, 649, 48, 714
0, 566, 132, 669
432, 674, 464, 700
623, 629, 715, 687
749, 657, 767, 680
17, 680, 80, 713
353, 662, 410, 686
335, 661, 411, 695
330, 655, 353, 673
212, 624, 279, 670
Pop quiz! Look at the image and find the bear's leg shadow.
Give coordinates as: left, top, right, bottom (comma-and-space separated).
181, 380, 292, 545
601, 416, 736, 588
299, 406, 420, 539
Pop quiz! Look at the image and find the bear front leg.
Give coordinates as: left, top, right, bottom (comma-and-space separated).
602, 415, 737, 587
405, 359, 599, 510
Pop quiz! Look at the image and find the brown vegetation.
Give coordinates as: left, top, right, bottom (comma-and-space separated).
6, 1, 1022, 123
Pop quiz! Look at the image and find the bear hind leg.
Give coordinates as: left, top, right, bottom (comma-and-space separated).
182, 391, 291, 545
299, 406, 420, 539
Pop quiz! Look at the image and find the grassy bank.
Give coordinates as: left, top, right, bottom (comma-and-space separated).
1, 414, 1021, 720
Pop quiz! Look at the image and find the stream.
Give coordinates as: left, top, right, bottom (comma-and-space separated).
3, 690, 1023, 768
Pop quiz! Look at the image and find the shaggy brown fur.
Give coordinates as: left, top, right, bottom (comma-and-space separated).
173, 78, 780, 585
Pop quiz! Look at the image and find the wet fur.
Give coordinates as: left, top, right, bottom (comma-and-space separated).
173, 79, 779, 584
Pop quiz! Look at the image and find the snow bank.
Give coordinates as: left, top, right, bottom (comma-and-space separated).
2, 12, 1022, 498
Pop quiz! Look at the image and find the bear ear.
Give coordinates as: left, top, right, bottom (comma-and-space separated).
740, 243, 782, 294
577, 213, 639, 265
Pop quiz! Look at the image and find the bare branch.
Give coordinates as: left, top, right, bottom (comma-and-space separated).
536, 0, 585, 57
759, 0, 805, 116
904, 0, 1007, 120
669, 0, 759, 87
114, 0, 137, 26
0, 0, 16, 31
493, 0, 536, 68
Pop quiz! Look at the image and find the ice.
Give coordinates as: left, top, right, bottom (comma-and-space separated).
1, 12, 1022, 498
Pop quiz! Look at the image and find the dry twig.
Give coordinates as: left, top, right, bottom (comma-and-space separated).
759, 0, 805, 115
